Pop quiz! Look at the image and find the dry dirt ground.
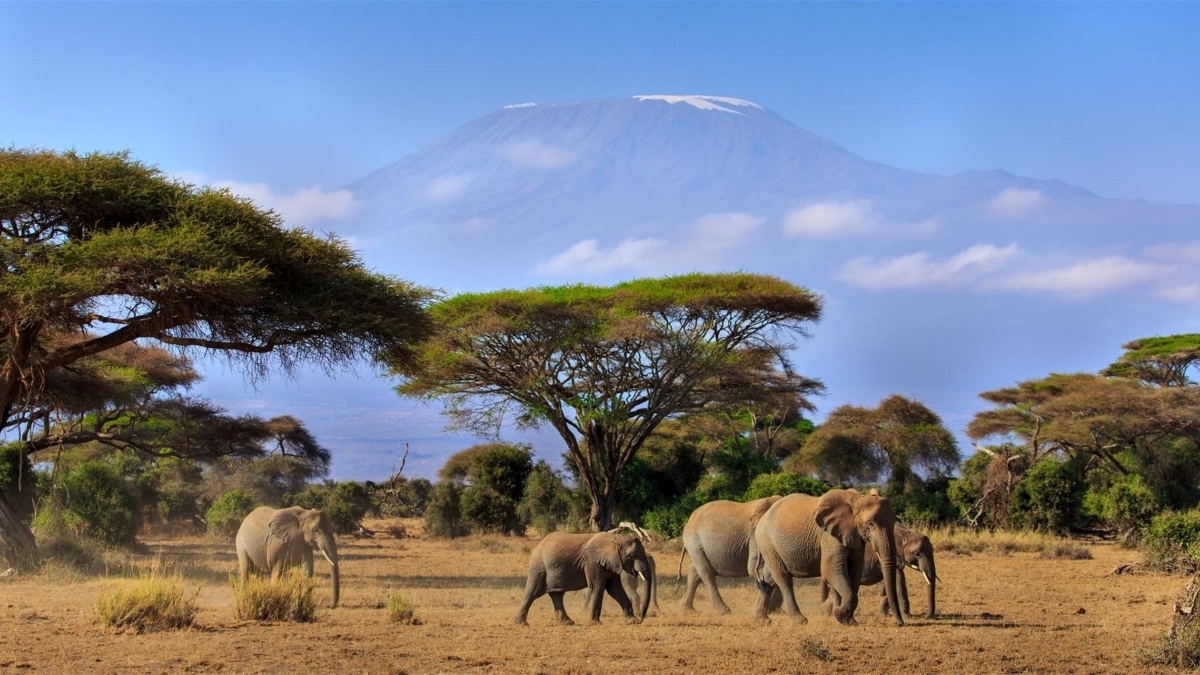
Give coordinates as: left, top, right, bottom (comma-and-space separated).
0, 517, 1187, 674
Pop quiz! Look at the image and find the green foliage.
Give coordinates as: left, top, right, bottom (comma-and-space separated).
53, 458, 142, 546
1009, 457, 1084, 534
205, 489, 258, 539
461, 486, 521, 534
887, 475, 961, 527
1142, 509, 1200, 574
436, 443, 531, 535
1083, 472, 1161, 540
0, 442, 35, 518
286, 481, 376, 535
643, 493, 704, 539
1103, 333, 1200, 387
518, 461, 572, 536
424, 482, 465, 538
743, 473, 829, 501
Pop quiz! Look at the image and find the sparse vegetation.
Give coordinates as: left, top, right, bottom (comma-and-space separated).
1040, 542, 1094, 560
231, 570, 317, 622
205, 490, 259, 539
1141, 573, 1200, 668
95, 573, 200, 632
1142, 509, 1200, 573
387, 592, 419, 624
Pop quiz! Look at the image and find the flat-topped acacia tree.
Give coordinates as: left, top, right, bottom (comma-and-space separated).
0, 149, 433, 567
392, 273, 823, 530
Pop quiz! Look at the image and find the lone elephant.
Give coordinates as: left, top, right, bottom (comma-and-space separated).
678, 497, 784, 615
235, 506, 340, 608
515, 531, 653, 626
821, 522, 937, 619
749, 489, 903, 626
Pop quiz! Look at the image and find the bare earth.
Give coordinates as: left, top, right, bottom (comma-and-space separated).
0, 518, 1184, 674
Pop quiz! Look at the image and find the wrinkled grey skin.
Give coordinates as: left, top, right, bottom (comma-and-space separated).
679, 498, 784, 615
515, 531, 654, 626
749, 489, 903, 627
821, 522, 937, 619
580, 552, 660, 617
235, 506, 340, 608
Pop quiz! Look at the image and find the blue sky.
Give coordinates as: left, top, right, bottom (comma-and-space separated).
3, 2, 1199, 478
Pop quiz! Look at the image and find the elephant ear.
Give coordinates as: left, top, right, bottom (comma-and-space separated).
586, 534, 625, 576
814, 489, 864, 549
267, 510, 301, 541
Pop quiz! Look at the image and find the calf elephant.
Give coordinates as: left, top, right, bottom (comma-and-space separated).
580, 552, 660, 617
821, 522, 937, 619
749, 489, 903, 626
678, 497, 783, 615
515, 531, 653, 626
235, 506, 340, 608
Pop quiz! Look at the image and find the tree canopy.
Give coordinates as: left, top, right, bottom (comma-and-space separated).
1102, 334, 1200, 387
794, 394, 959, 490
393, 272, 823, 529
0, 148, 433, 567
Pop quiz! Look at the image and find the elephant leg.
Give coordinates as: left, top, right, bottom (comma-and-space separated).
765, 555, 805, 624
237, 549, 251, 585
605, 576, 638, 624
825, 555, 860, 626
680, 565, 703, 612
587, 580, 606, 624
896, 568, 911, 617
513, 571, 547, 625
692, 553, 731, 615
304, 549, 314, 578
550, 592, 574, 626
818, 578, 835, 617
879, 584, 891, 616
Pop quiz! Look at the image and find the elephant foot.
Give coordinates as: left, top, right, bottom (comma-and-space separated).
626, 616, 642, 625
753, 614, 771, 626
557, 617, 575, 626
717, 606, 732, 616
790, 613, 809, 625
514, 616, 529, 626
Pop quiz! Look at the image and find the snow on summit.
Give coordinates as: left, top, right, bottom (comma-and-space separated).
633, 95, 762, 115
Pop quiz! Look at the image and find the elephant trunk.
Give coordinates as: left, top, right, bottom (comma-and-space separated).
875, 527, 904, 627
918, 541, 936, 619
636, 558, 652, 621
318, 537, 340, 609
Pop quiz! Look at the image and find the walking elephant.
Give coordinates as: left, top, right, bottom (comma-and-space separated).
678, 497, 784, 614
515, 531, 653, 626
749, 489, 903, 626
820, 522, 937, 619
235, 506, 340, 608
579, 552, 660, 617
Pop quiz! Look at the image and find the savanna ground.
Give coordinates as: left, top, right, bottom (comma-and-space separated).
0, 518, 1187, 674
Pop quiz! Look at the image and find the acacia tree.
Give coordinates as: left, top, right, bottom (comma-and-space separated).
0, 149, 432, 567
796, 394, 959, 491
1102, 334, 1200, 387
393, 273, 822, 530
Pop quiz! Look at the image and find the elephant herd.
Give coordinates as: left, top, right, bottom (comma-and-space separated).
517, 488, 937, 627
229, 490, 936, 630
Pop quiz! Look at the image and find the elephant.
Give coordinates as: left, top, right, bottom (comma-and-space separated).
235, 506, 340, 608
678, 497, 784, 615
748, 488, 903, 626
579, 552, 660, 617
820, 522, 937, 619
514, 531, 654, 626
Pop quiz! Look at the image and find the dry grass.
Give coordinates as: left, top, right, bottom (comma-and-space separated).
1140, 573, 1200, 668
1040, 542, 1095, 560
929, 526, 1065, 556
0, 516, 1188, 673
230, 569, 317, 622
387, 591, 419, 624
95, 573, 200, 632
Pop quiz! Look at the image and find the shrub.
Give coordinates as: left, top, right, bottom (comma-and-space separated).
288, 481, 376, 535
1084, 473, 1161, 542
461, 485, 521, 534
743, 473, 829, 501
231, 569, 317, 622
95, 574, 200, 632
60, 459, 142, 546
1142, 509, 1200, 574
0, 442, 36, 519
424, 482, 465, 538
387, 592, 418, 624
1141, 573, 1200, 668
206, 490, 258, 539
643, 493, 703, 538
1039, 542, 1093, 560
1009, 457, 1084, 534
888, 476, 961, 527
518, 461, 572, 536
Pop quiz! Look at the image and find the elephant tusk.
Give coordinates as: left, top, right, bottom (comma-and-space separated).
321, 549, 336, 567
921, 570, 932, 586
907, 563, 921, 571
637, 571, 646, 581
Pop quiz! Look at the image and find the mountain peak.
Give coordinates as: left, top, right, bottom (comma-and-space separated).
632, 95, 762, 115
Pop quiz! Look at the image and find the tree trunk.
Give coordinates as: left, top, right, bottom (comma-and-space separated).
0, 495, 37, 571
587, 487, 617, 531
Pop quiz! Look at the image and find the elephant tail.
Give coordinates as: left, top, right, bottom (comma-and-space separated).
677, 545, 687, 581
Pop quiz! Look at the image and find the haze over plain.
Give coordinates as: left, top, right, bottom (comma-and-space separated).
3, 3, 1198, 478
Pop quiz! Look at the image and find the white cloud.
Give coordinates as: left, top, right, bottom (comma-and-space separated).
783, 200, 876, 239
840, 244, 1019, 290
423, 173, 474, 202
1144, 241, 1200, 263
988, 187, 1046, 218
213, 181, 356, 224
1157, 284, 1200, 303
535, 238, 666, 275
692, 212, 764, 251
782, 200, 936, 239
998, 256, 1167, 294
502, 139, 578, 169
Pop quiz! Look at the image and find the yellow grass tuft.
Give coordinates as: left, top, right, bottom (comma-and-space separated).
95, 573, 200, 632
928, 527, 1063, 556
231, 569, 318, 622
387, 591, 420, 624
